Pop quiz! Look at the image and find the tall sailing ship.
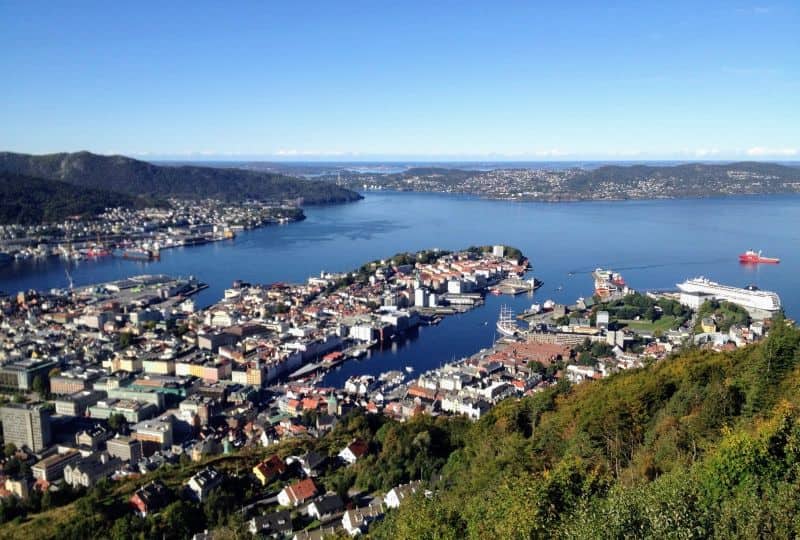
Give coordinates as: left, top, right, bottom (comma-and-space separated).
496, 305, 519, 337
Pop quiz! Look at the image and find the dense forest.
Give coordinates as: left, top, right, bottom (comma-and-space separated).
5, 319, 800, 538
373, 316, 800, 539
0, 172, 159, 225
0, 151, 362, 204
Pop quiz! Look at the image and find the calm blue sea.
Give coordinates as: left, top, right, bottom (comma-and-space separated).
2, 191, 797, 386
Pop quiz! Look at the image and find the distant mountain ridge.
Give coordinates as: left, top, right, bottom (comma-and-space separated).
0, 151, 362, 204
331, 160, 800, 200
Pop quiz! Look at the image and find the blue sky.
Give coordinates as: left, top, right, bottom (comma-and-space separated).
1, 1, 798, 160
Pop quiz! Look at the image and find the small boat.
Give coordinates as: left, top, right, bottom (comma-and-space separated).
405, 366, 414, 374
739, 249, 780, 264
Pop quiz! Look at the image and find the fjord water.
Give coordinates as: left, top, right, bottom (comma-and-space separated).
2, 192, 798, 386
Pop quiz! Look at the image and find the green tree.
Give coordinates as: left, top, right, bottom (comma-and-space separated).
3, 442, 16, 458
32, 375, 46, 397
118, 332, 133, 348
108, 413, 128, 433
160, 500, 196, 539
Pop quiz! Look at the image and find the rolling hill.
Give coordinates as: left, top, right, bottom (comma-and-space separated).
0, 151, 362, 204
0, 172, 159, 225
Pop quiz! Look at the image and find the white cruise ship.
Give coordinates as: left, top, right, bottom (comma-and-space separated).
677, 277, 781, 312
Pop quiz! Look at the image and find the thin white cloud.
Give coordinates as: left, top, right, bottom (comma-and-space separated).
275, 149, 356, 157
745, 146, 798, 157
691, 148, 721, 158
533, 148, 570, 158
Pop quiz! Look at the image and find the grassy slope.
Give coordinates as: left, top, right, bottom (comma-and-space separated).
620, 315, 680, 333
0, 441, 307, 540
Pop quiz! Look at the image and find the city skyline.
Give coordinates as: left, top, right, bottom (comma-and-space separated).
1, 1, 798, 160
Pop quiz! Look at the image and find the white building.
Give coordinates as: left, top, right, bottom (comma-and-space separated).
384, 480, 422, 509
414, 288, 429, 307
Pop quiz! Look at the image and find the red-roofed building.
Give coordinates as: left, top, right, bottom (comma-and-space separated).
253, 455, 286, 486
277, 478, 318, 507
338, 439, 369, 465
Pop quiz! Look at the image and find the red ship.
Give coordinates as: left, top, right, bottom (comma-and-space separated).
739, 250, 780, 264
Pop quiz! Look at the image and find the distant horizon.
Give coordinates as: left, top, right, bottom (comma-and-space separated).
3, 149, 800, 166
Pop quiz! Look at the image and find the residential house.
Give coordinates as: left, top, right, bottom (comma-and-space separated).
307, 493, 345, 520
277, 478, 318, 507
338, 439, 368, 465
248, 509, 293, 538
292, 526, 339, 540
341, 504, 384, 536
253, 455, 286, 486
130, 480, 171, 517
187, 466, 223, 502
384, 480, 422, 509
295, 451, 327, 477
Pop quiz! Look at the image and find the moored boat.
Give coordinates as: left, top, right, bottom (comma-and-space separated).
496, 305, 519, 337
739, 249, 780, 264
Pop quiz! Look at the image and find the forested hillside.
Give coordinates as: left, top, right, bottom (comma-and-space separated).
0, 172, 159, 225
373, 316, 800, 539
0, 151, 362, 204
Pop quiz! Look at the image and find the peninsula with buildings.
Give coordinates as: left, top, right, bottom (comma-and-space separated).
0, 243, 786, 539
0, 151, 364, 263
326, 161, 800, 201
